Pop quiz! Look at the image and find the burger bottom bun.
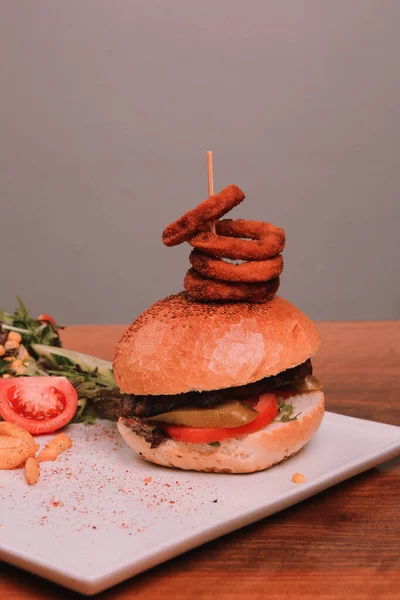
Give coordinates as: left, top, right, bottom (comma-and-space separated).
117, 391, 324, 473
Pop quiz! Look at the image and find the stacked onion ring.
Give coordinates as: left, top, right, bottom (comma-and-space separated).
162, 185, 285, 303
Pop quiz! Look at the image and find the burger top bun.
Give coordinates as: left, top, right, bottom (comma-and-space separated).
113, 293, 320, 396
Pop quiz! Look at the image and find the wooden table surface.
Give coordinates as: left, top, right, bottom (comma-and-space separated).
1, 321, 399, 599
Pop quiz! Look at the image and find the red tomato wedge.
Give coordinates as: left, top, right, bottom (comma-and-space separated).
162, 393, 278, 444
0, 377, 78, 435
38, 314, 57, 327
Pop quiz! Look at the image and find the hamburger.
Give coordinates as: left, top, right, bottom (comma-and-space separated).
114, 293, 324, 473
113, 180, 324, 473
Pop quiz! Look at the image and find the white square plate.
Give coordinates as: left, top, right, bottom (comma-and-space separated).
1, 413, 399, 595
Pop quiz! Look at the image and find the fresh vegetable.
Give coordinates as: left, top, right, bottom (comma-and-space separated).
147, 400, 258, 428
0, 298, 62, 348
31, 344, 115, 387
0, 377, 78, 434
0, 299, 122, 425
162, 393, 278, 444
38, 314, 57, 327
28, 346, 120, 423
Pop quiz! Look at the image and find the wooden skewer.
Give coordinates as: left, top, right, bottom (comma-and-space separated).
207, 150, 214, 197
207, 151, 216, 234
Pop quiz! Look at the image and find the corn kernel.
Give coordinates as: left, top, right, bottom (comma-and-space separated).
8, 331, 22, 343
5, 340, 20, 351
2, 374, 11, 379
0, 344, 5, 357
18, 347, 31, 361
14, 367, 26, 375
11, 359, 23, 369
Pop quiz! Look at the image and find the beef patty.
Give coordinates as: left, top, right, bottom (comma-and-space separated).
121, 359, 312, 419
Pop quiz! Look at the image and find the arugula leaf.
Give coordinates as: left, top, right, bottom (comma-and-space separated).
0, 310, 13, 325
23, 359, 43, 377
0, 297, 62, 347
0, 359, 10, 376
15, 296, 29, 321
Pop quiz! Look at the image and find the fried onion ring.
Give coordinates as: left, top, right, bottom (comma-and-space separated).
189, 219, 285, 260
162, 183, 285, 303
189, 249, 283, 282
184, 268, 280, 303
162, 185, 245, 247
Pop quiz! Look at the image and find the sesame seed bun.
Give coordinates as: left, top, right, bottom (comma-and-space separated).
117, 391, 325, 473
113, 293, 320, 396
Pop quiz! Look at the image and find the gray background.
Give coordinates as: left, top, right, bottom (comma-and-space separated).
1, 1, 399, 324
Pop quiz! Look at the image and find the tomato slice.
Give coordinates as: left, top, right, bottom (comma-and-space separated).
0, 377, 78, 435
162, 393, 278, 444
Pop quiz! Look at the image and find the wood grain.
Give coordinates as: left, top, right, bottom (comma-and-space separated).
1, 321, 399, 599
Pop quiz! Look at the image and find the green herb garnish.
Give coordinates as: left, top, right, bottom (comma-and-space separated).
275, 398, 301, 422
